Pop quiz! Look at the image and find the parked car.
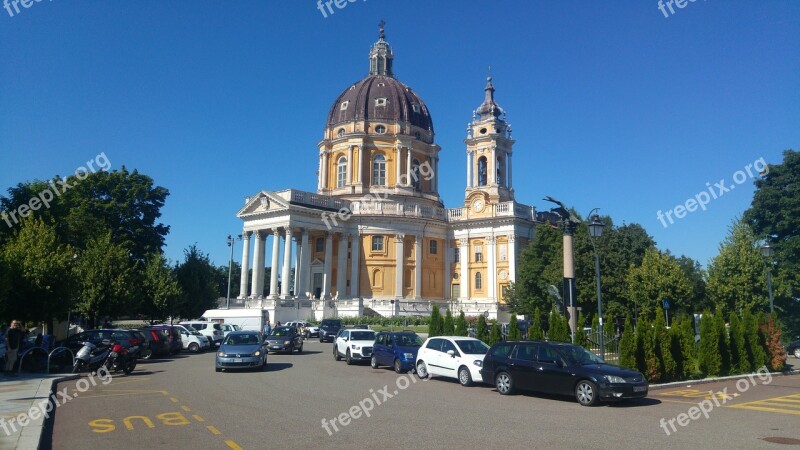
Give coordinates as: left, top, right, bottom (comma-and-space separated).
334, 329, 376, 365
415, 336, 489, 386
319, 319, 343, 342
174, 325, 211, 352
264, 326, 303, 353
215, 331, 267, 372
480, 340, 649, 406
55, 329, 148, 365
219, 323, 240, 338
139, 325, 183, 358
303, 322, 320, 338
352, 324, 370, 330
181, 321, 224, 347
285, 321, 307, 337
787, 340, 800, 359
371, 331, 423, 373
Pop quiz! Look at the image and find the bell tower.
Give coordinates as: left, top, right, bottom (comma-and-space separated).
464, 76, 515, 209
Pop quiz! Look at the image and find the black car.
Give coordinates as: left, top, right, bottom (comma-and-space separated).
480, 340, 648, 406
318, 319, 342, 342
265, 326, 303, 353
138, 326, 183, 358
787, 340, 800, 359
53, 329, 148, 365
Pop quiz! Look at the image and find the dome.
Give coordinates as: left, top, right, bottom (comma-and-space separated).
325, 75, 434, 132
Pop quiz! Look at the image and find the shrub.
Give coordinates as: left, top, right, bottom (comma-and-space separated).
443, 309, 455, 335
653, 311, 675, 382
530, 308, 544, 340
619, 314, 636, 370
678, 315, 698, 379
455, 311, 468, 336
574, 311, 588, 349
429, 305, 442, 338
714, 306, 731, 376
729, 312, 747, 375
508, 314, 521, 341
698, 310, 721, 377
488, 320, 502, 346
762, 314, 787, 371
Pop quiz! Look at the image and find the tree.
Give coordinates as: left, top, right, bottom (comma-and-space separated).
505, 225, 563, 317
443, 309, 455, 335
729, 312, 747, 374
706, 219, 772, 314
488, 320, 502, 346
508, 314, 521, 341
174, 245, 218, 320
530, 307, 544, 340
1, 217, 75, 326
476, 315, 488, 342
142, 252, 182, 321
762, 314, 787, 371
698, 311, 721, 377
619, 314, 636, 369
744, 150, 800, 337
429, 305, 442, 338
215, 261, 241, 300
653, 310, 675, 382
74, 231, 138, 327
548, 307, 570, 343
455, 311, 468, 336
641, 317, 661, 382
714, 306, 731, 376
678, 315, 697, 379
634, 316, 649, 375
574, 312, 588, 348
743, 309, 768, 372
625, 248, 693, 319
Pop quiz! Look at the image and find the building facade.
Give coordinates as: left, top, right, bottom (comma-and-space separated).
235, 27, 542, 321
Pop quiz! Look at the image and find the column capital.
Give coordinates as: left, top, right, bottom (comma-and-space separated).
272, 229, 281, 237
458, 238, 469, 247
242, 231, 252, 240
395, 233, 405, 242
487, 236, 496, 244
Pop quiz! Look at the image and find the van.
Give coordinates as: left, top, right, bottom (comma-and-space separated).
180, 321, 224, 347
200, 309, 270, 332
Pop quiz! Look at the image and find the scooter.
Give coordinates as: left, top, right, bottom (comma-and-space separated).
72, 340, 113, 374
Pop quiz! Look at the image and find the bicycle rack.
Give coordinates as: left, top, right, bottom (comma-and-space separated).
47, 347, 76, 374
16, 346, 48, 375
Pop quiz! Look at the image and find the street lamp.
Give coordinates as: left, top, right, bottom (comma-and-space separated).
226, 234, 242, 309
587, 209, 605, 360
760, 241, 775, 314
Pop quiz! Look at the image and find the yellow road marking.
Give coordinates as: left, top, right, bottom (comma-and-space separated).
101, 378, 151, 387
226, 440, 243, 450
657, 398, 705, 405
169, 397, 179, 403
181, 406, 191, 412
192, 415, 205, 423
728, 394, 800, 416
207, 425, 221, 435
71, 391, 170, 400
728, 404, 800, 415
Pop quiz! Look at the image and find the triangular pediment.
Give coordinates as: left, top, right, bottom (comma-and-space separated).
310, 258, 324, 266
237, 191, 290, 217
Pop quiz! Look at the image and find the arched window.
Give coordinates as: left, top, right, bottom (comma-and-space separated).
496, 157, 503, 186
478, 156, 487, 186
336, 156, 347, 188
475, 272, 482, 290
411, 159, 421, 191
372, 154, 386, 186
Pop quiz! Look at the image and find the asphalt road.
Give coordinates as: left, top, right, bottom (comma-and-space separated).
48, 340, 800, 449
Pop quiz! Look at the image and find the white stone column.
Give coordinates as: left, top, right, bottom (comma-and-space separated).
487, 236, 497, 301
269, 230, 280, 299
251, 231, 265, 298
508, 153, 513, 189
508, 235, 516, 283
443, 237, 451, 300
414, 235, 422, 299
281, 227, 293, 298
318, 154, 323, 191
406, 148, 412, 186
323, 232, 333, 300
459, 238, 469, 301
348, 146, 354, 185
350, 233, 360, 298
322, 152, 329, 190
294, 234, 302, 297
299, 230, 311, 297
489, 147, 496, 185
356, 146, 362, 185
466, 152, 471, 187
336, 235, 347, 298
395, 146, 402, 187
395, 234, 405, 298
239, 232, 251, 298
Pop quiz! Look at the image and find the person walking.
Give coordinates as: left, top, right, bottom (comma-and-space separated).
264, 320, 272, 336
4, 320, 24, 376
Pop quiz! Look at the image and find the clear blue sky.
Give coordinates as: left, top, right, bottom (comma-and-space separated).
1, 1, 798, 268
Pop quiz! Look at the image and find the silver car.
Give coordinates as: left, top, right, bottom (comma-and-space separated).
215, 331, 267, 372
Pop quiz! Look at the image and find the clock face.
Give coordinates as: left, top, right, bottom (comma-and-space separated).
499, 270, 508, 280
472, 198, 485, 212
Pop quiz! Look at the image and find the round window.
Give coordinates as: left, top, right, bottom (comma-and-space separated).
337, 128, 345, 137
375, 125, 387, 134
480, 128, 487, 134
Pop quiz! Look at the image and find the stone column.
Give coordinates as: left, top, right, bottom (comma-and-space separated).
318, 154, 323, 191
487, 236, 497, 301
356, 146, 362, 185
294, 233, 302, 297
508, 153, 513, 189
348, 146, 354, 185
281, 227, 293, 298
466, 152, 471, 187
322, 152, 329, 190
443, 237, 451, 300
323, 232, 333, 300
459, 238, 469, 301
395, 234, 405, 298
299, 230, 311, 297
336, 234, 348, 299
239, 231, 251, 298
508, 235, 516, 283
269, 229, 280, 299
406, 148, 412, 186
349, 233, 360, 298
395, 146, 402, 187
414, 235, 423, 299
251, 231, 265, 298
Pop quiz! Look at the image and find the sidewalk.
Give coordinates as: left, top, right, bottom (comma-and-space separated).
0, 372, 77, 450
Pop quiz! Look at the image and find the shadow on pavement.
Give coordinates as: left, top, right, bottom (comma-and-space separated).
265, 362, 293, 372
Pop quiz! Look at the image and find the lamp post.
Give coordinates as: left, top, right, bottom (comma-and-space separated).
760, 241, 775, 314
226, 234, 242, 309
587, 209, 605, 360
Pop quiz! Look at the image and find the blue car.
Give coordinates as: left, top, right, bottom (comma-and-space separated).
371, 331, 423, 373
215, 331, 267, 372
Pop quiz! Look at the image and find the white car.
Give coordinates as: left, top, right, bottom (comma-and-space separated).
174, 325, 211, 352
333, 329, 376, 365
415, 336, 490, 386
180, 321, 224, 347
219, 323, 240, 337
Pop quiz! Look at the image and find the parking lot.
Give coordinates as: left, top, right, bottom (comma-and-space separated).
48, 339, 800, 449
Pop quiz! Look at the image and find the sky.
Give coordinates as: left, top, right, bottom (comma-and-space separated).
1, 1, 798, 269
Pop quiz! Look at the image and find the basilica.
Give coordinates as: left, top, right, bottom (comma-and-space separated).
235, 26, 542, 320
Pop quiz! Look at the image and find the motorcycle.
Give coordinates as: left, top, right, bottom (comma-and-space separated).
72, 340, 112, 374
104, 342, 137, 375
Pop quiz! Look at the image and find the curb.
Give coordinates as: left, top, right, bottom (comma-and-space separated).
649, 368, 800, 391
36, 374, 78, 450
